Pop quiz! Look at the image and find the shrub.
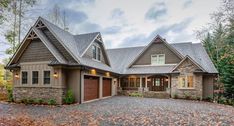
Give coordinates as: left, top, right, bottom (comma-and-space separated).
218, 96, 227, 104
37, 99, 44, 104
173, 93, 178, 99
7, 87, 13, 102
27, 99, 34, 104
21, 98, 28, 104
184, 92, 191, 100
129, 92, 143, 97
48, 99, 56, 105
63, 89, 75, 104
204, 96, 213, 102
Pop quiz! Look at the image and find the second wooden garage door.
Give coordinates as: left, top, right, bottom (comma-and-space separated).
103, 78, 112, 97
84, 76, 99, 101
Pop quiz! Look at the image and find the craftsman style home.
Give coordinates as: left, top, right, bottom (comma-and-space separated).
6, 17, 218, 104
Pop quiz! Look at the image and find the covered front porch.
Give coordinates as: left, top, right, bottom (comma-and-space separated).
118, 74, 171, 93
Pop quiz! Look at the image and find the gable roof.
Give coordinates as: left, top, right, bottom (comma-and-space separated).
6, 27, 67, 67
171, 55, 206, 72
107, 42, 218, 74
38, 17, 81, 63
127, 35, 184, 68
7, 17, 217, 74
74, 32, 100, 55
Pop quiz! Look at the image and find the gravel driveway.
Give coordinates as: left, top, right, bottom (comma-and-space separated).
0, 96, 233, 125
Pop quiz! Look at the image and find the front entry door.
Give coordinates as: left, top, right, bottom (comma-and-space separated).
151, 77, 166, 91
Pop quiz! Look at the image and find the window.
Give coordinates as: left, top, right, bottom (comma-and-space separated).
22, 72, 28, 84
155, 78, 160, 86
32, 71, 38, 84
92, 45, 101, 61
178, 75, 193, 88
151, 54, 165, 65
130, 78, 134, 87
43, 71, 50, 84
97, 47, 101, 61
92, 45, 97, 59
136, 78, 140, 87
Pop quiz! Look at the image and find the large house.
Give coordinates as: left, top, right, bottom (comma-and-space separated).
6, 17, 218, 104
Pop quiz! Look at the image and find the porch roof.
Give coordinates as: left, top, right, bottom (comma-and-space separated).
123, 65, 176, 74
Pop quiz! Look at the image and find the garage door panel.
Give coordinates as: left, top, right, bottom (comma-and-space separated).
84, 76, 99, 101
103, 78, 112, 97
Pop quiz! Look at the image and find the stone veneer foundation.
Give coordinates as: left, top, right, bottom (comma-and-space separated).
13, 87, 65, 104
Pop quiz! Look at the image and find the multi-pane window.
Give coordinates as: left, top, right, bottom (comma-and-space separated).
136, 78, 140, 87
130, 78, 134, 87
92, 45, 97, 59
97, 47, 101, 61
32, 71, 38, 84
178, 75, 193, 88
22, 71, 28, 84
43, 71, 50, 84
92, 45, 101, 61
151, 54, 165, 65
155, 78, 160, 86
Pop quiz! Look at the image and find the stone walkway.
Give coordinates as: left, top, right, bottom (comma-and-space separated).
0, 96, 233, 125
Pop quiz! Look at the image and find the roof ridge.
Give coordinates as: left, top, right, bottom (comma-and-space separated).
39, 17, 75, 36
75, 32, 100, 36
107, 46, 145, 50
171, 42, 192, 44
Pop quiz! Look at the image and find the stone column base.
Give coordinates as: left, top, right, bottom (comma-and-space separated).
138, 87, 143, 92
144, 87, 149, 92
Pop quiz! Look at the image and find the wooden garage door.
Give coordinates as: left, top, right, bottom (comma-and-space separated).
84, 76, 99, 101
103, 78, 112, 97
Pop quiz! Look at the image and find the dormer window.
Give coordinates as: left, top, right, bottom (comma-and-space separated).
92, 45, 101, 61
151, 54, 165, 65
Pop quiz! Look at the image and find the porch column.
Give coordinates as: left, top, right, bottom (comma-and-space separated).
144, 76, 149, 91
138, 77, 143, 92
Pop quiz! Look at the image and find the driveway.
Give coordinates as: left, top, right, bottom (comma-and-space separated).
0, 96, 233, 125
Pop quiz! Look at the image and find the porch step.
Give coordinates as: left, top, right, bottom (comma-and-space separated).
143, 91, 170, 99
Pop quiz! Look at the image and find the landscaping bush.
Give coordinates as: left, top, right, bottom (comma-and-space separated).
129, 92, 143, 97
21, 98, 28, 104
27, 99, 34, 104
37, 99, 44, 104
184, 92, 191, 100
63, 89, 75, 104
173, 93, 178, 99
218, 96, 227, 104
48, 99, 56, 105
203, 96, 213, 102
7, 87, 13, 102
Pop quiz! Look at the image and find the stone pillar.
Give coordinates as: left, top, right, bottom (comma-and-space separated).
144, 76, 149, 91
138, 77, 143, 92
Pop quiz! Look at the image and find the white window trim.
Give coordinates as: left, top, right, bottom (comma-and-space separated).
21, 71, 28, 85
178, 75, 195, 89
92, 45, 101, 62
43, 70, 51, 85
32, 71, 39, 84
151, 54, 165, 65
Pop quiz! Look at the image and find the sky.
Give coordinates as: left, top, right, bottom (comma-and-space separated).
0, 0, 222, 63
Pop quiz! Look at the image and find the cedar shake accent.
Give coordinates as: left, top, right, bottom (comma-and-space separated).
83, 41, 109, 65
18, 39, 56, 62
133, 42, 181, 65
